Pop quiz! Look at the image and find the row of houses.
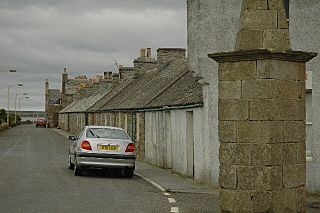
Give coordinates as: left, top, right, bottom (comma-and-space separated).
55, 48, 211, 181
45, 0, 320, 192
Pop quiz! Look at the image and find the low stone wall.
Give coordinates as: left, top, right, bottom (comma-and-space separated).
0, 123, 9, 132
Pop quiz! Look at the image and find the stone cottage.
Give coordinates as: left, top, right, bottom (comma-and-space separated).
58, 48, 209, 180
45, 79, 61, 128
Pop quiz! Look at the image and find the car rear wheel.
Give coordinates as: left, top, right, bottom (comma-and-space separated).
74, 164, 82, 176
124, 168, 134, 178
68, 153, 74, 170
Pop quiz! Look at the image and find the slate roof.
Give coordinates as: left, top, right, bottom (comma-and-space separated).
95, 58, 203, 112
60, 58, 203, 114
59, 93, 105, 113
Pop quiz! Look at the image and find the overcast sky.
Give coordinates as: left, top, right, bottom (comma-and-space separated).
0, 0, 187, 111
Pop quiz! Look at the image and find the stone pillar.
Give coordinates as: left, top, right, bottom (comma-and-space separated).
208, 0, 317, 212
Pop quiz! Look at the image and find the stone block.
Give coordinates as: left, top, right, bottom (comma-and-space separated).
269, 0, 286, 10
284, 121, 306, 142
272, 189, 297, 213
219, 143, 236, 165
219, 100, 249, 121
219, 81, 241, 99
297, 63, 306, 81
263, 29, 291, 51
242, 0, 268, 10
237, 121, 270, 143
282, 143, 297, 165
271, 80, 299, 99
240, 10, 277, 30
220, 189, 234, 212
235, 143, 253, 165
252, 191, 272, 212
235, 29, 263, 50
271, 144, 283, 165
278, 9, 289, 29
237, 166, 271, 190
270, 121, 284, 143
219, 61, 256, 81
220, 189, 253, 212
271, 166, 283, 189
252, 144, 272, 166
234, 190, 254, 212
242, 79, 276, 99
296, 142, 306, 164
283, 164, 306, 188
257, 60, 302, 81
295, 187, 306, 213
249, 99, 271, 120
298, 82, 306, 100
271, 100, 305, 121
219, 165, 237, 189
219, 121, 237, 142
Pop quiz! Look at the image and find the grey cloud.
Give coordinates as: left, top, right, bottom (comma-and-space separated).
0, 0, 186, 111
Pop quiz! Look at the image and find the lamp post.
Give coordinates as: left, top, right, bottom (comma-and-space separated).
7, 83, 23, 126
14, 85, 25, 124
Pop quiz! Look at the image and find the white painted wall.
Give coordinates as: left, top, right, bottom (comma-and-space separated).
145, 107, 214, 184
187, 0, 241, 187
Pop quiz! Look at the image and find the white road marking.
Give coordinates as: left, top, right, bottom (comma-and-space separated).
134, 172, 166, 192
168, 198, 176, 203
163, 192, 171, 196
170, 207, 179, 213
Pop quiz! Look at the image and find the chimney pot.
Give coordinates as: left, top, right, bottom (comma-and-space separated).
140, 48, 146, 57
147, 48, 152, 58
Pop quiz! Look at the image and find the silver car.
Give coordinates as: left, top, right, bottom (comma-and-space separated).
68, 126, 136, 177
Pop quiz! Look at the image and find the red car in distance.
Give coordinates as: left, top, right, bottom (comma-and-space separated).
35, 118, 47, 128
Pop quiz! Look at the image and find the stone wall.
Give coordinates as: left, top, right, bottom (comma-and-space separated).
157, 48, 186, 66
187, 0, 320, 191
0, 123, 9, 132
217, 58, 307, 212
47, 104, 62, 128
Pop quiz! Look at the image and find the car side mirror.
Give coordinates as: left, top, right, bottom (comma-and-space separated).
69, 136, 76, 141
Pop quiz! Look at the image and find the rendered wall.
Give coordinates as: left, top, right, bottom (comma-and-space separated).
144, 107, 210, 183
187, 0, 241, 186
290, 0, 320, 193
187, 0, 320, 191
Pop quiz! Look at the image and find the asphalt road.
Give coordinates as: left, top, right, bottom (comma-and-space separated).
0, 124, 174, 213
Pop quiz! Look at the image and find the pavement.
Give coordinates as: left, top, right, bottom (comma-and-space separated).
53, 127, 320, 211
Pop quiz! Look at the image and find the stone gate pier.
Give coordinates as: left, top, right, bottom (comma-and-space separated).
209, 0, 317, 212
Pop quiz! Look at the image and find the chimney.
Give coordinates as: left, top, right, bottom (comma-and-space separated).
157, 48, 186, 66
146, 48, 152, 58
133, 48, 157, 78
119, 66, 134, 80
140, 48, 146, 58
112, 73, 120, 86
62, 67, 68, 94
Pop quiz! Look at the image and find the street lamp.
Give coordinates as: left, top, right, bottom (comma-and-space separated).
7, 84, 23, 126
14, 85, 25, 124
0, 69, 16, 73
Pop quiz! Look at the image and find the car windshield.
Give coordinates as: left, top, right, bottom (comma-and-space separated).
86, 128, 129, 140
